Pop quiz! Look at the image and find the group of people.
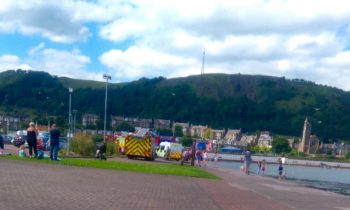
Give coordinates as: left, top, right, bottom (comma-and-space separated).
242, 150, 286, 179
256, 160, 266, 175
19, 122, 61, 161
195, 150, 218, 167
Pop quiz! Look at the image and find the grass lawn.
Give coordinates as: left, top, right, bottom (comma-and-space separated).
1, 155, 219, 179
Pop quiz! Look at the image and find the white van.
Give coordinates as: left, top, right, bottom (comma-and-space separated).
156, 142, 183, 161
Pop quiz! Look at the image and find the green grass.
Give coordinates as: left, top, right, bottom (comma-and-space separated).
1, 155, 219, 179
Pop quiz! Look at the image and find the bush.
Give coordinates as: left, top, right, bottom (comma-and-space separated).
181, 136, 193, 147
106, 141, 118, 156
91, 134, 103, 143
71, 134, 96, 157
272, 137, 291, 154
345, 152, 350, 160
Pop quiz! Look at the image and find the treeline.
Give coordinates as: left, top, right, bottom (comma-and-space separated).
1, 70, 350, 142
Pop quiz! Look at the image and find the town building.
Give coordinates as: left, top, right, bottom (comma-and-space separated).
224, 129, 242, 144
111, 116, 151, 128
190, 125, 208, 138
237, 134, 257, 147
298, 118, 319, 154
0, 115, 20, 131
82, 114, 99, 127
211, 129, 225, 140
153, 119, 171, 130
257, 131, 273, 148
173, 122, 190, 136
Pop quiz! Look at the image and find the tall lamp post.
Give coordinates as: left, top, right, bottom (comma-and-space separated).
73, 109, 78, 135
67, 88, 73, 155
103, 74, 112, 142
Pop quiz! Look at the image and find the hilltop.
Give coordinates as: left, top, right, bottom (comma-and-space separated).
1, 69, 350, 142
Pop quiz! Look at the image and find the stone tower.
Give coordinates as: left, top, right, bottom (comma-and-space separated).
299, 117, 311, 153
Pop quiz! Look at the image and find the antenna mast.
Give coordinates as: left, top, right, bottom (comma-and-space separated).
201, 48, 205, 75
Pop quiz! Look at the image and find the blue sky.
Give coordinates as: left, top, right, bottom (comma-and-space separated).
1, 0, 350, 90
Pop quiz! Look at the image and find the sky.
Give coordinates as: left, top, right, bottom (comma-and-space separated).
1, 0, 350, 90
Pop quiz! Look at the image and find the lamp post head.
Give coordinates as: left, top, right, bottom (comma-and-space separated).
69, 88, 73, 93
103, 74, 112, 80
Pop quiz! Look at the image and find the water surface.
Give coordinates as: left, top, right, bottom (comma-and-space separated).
218, 161, 350, 196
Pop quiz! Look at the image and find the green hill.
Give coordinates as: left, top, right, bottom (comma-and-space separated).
1, 69, 350, 142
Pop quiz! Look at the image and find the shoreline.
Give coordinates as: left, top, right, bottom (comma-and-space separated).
212, 153, 350, 169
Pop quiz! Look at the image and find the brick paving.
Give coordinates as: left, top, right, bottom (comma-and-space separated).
1, 154, 349, 210
0, 158, 220, 210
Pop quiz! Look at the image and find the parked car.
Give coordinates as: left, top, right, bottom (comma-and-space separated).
3, 135, 14, 144
45, 137, 67, 150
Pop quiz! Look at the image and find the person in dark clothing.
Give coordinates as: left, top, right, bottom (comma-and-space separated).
96, 142, 107, 160
27, 122, 38, 158
49, 123, 60, 161
0, 133, 4, 154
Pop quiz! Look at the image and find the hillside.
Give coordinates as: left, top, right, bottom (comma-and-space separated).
1, 69, 350, 142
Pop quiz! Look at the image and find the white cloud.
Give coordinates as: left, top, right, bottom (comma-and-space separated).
0, 44, 100, 81
0, 0, 91, 43
0, 54, 31, 71
26, 46, 101, 80
3, 0, 350, 90
93, 0, 350, 90
28, 42, 45, 55
99, 47, 198, 79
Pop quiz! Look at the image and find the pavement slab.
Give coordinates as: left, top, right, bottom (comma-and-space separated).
1, 156, 349, 210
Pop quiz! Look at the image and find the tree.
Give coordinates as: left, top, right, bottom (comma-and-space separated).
55, 116, 66, 127
204, 128, 212, 139
272, 137, 291, 154
95, 119, 104, 130
157, 129, 173, 136
114, 122, 135, 132
181, 136, 193, 147
174, 125, 183, 137
345, 152, 350, 160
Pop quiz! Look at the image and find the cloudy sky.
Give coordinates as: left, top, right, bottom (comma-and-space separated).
1, 0, 350, 90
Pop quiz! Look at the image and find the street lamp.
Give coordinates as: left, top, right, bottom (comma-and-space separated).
73, 109, 78, 134
67, 88, 73, 155
103, 74, 112, 142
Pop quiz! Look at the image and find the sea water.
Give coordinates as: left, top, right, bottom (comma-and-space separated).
218, 161, 350, 196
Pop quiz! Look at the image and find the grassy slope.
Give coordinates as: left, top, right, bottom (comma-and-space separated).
1, 155, 219, 179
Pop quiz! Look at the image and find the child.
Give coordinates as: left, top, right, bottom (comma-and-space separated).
36, 138, 45, 159
202, 151, 208, 167
213, 153, 218, 167
195, 150, 202, 167
278, 162, 284, 179
19, 145, 28, 157
257, 161, 262, 175
261, 159, 266, 175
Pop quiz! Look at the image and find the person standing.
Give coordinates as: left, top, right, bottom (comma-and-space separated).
257, 161, 262, 175
195, 149, 202, 167
0, 132, 4, 155
261, 159, 266, 175
49, 123, 60, 161
202, 151, 208, 167
213, 153, 218, 167
278, 161, 285, 179
243, 150, 252, 175
27, 122, 38, 158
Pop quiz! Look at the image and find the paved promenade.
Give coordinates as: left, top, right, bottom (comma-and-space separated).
1, 157, 349, 210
